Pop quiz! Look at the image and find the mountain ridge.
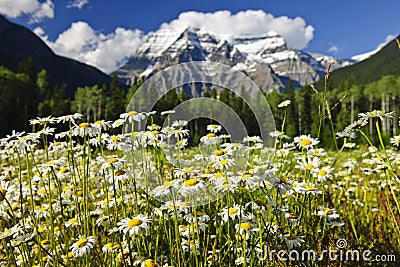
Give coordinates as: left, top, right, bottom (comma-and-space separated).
0, 15, 112, 97
114, 26, 355, 93
314, 36, 400, 89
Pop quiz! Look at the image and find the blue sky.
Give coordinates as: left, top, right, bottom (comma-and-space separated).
1, 0, 398, 73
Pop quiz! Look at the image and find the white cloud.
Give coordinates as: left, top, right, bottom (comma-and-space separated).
34, 21, 145, 73
352, 34, 396, 61
67, 0, 89, 10
328, 45, 339, 54
161, 10, 314, 49
0, 0, 54, 23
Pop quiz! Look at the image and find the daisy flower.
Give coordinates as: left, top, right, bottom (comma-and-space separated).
235, 256, 248, 265
70, 236, 96, 257
280, 234, 304, 249
117, 215, 151, 236
172, 120, 188, 128
317, 207, 340, 220
278, 100, 291, 108
120, 111, 146, 123
243, 136, 262, 143
213, 158, 235, 169
295, 156, 321, 172
72, 122, 99, 137
293, 135, 319, 150
220, 204, 244, 222
276, 148, 289, 157
314, 166, 334, 182
151, 179, 181, 198
200, 133, 221, 145
56, 113, 83, 124
179, 178, 207, 197
65, 217, 80, 228
390, 135, 400, 147
207, 124, 222, 133
142, 259, 159, 267
93, 120, 112, 131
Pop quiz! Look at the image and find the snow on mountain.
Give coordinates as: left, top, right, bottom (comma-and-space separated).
351, 50, 378, 62
114, 26, 355, 93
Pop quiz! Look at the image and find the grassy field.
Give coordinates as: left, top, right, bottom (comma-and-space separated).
0, 103, 399, 266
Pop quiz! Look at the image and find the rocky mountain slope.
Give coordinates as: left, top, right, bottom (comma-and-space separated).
114, 26, 354, 93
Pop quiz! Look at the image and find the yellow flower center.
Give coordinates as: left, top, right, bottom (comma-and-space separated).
289, 212, 298, 219
228, 208, 238, 215
206, 133, 216, 138
38, 227, 46, 234
287, 234, 297, 240
151, 130, 160, 135
305, 163, 314, 170
240, 222, 251, 230
60, 167, 68, 173
324, 209, 333, 215
41, 240, 50, 246
69, 218, 78, 224
128, 218, 142, 227
318, 169, 327, 176
79, 122, 90, 128
128, 111, 138, 116
184, 178, 199, 187
163, 181, 175, 188
300, 139, 312, 147
111, 135, 120, 141
76, 238, 88, 248
54, 141, 61, 146
194, 210, 203, 216
242, 173, 253, 179
169, 205, 179, 210
115, 169, 126, 176
107, 157, 118, 163
305, 185, 315, 191
143, 259, 159, 267
219, 159, 229, 165
214, 149, 226, 156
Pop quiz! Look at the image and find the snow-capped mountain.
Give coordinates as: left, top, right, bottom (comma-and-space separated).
114, 26, 354, 93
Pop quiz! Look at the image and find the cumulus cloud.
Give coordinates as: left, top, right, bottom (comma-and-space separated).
34, 22, 145, 73
328, 45, 339, 54
0, 0, 54, 23
67, 0, 89, 9
160, 10, 314, 49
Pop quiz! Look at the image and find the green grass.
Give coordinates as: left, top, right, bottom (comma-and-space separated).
0, 105, 399, 266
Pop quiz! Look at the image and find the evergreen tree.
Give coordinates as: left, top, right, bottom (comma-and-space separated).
106, 75, 126, 120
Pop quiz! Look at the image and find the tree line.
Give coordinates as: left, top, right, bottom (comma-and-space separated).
1, 57, 399, 147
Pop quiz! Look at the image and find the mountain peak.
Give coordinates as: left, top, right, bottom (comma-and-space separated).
114, 25, 354, 92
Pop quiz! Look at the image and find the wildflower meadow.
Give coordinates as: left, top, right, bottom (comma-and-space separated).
0, 97, 399, 267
